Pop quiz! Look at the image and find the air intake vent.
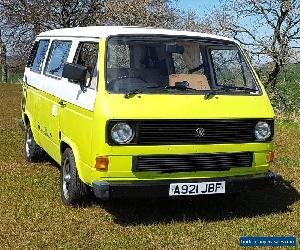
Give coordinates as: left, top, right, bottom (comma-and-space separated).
133, 152, 253, 172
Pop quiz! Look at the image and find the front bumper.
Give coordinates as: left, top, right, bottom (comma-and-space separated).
92, 171, 280, 200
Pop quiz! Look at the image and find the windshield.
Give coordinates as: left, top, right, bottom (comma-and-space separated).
106, 36, 261, 95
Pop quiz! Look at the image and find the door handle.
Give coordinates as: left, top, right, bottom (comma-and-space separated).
58, 100, 66, 107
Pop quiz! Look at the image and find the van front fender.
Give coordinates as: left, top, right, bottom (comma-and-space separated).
60, 136, 83, 178
60, 136, 96, 186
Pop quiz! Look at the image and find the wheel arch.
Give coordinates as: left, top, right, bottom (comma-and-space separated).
22, 112, 41, 146
23, 113, 30, 127
60, 137, 88, 185
23, 111, 32, 127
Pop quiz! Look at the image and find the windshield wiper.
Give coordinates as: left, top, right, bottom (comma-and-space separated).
164, 85, 200, 91
124, 85, 164, 99
219, 85, 258, 93
124, 82, 201, 98
204, 85, 258, 99
124, 81, 210, 98
204, 89, 224, 100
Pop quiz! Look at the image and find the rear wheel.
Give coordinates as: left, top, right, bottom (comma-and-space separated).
60, 148, 90, 205
24, 125, 42, 162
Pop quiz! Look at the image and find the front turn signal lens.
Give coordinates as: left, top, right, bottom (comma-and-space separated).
267, 151, 275, 163
95, 156, 109, 170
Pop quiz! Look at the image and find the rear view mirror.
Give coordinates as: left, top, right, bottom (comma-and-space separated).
166, 44, 185, 54
62, 63, 87, 92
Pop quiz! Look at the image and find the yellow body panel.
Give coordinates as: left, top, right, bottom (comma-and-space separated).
22, 38, 275, 187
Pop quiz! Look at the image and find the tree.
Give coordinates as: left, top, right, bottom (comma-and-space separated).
0, 0, 183, 68
100, 0, 179, 28
202, 0, 300, 89
0, 0, 107, 60
0, 29, 8, 83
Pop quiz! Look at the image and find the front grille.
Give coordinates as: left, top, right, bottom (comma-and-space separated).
133, 152, 253, 172
107, 119, 274, 145
138, 120, 256, 145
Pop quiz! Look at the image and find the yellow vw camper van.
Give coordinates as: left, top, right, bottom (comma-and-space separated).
20, 26, 277, 205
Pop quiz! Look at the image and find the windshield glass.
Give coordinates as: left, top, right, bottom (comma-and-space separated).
106, 36, 260, 95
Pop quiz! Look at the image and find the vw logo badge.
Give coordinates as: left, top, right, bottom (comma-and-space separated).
195, 127, 205, 137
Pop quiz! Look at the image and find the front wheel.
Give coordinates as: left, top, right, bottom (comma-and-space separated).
24, 125, 43, 162
60, 148, 90, 205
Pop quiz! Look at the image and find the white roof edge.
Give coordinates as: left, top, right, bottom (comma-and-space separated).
38, 26, 237, 43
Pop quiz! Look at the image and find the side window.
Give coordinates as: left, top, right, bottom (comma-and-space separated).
30, 40, 50, 73
107, 43, 130, 68
210, 48, 255, 88
73, 42, 99, 89
44, 40, 72, 78
173, 54, 189, 74
173, 45, 204, 75
26, 41, 39, 68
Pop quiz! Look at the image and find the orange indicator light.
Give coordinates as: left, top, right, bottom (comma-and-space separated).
95, 156, 109, 170
267, 151, 275, 163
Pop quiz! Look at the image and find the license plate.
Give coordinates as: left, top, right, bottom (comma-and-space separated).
169, 181, 225, 196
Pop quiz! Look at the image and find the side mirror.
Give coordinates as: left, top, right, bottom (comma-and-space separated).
62, 63, 87, 92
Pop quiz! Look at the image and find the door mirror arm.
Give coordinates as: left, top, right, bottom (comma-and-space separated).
79, 81, 87, 93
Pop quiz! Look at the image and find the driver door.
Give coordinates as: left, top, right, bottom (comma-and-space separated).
59, 41, 99, 166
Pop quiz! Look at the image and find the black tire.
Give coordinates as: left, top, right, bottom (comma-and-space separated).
60, 148, 90, 205
24, 125, 42, 162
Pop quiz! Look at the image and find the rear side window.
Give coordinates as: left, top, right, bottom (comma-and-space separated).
44, 40, 72, 78
30, 40, 50, 73
26, 41, 39, 67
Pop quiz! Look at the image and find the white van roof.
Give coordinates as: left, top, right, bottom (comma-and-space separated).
38, 26, 236, 42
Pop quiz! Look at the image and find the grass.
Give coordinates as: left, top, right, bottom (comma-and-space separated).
260, 63, 300, 118
0, 73, 23, 84
0, 84, 299, 249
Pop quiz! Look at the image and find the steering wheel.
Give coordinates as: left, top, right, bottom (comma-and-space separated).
108, 75, 147, 85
